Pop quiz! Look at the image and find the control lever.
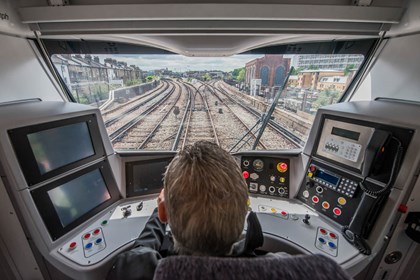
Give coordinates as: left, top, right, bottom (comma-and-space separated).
137, 201, 144, 211
122, 205, 132, 218
303, 214, 311, 225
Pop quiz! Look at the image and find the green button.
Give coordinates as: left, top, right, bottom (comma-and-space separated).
101, 220, 108, 225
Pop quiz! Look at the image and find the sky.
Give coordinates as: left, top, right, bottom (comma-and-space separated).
96, 54, 265, 72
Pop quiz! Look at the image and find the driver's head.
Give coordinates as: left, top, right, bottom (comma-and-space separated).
160, 141, 248, 256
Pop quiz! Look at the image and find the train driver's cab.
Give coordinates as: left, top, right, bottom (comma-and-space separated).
1, 0, 420, 279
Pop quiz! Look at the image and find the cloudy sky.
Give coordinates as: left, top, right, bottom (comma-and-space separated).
97, 54, 264, 72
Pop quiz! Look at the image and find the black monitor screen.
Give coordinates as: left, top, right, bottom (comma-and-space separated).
31, 161, 120, 241
48, 169, 111, 227
28, 122, 95, 175
9, 114, 105, 186
126, 158, 173, 197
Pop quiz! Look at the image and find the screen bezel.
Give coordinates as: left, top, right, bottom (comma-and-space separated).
8, 114, 105, 186
31, 161, 120, 241
126, 158, 173, 197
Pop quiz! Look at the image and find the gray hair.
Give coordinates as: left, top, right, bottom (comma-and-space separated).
163, 141, 248, 256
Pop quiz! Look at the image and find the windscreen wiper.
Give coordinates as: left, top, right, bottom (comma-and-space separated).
251, 67, 294, 150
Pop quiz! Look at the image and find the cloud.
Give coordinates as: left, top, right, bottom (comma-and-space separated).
96, 54, 263, 72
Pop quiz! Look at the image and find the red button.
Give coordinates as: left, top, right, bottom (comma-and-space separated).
242, 171, 250, 179
93, 229, 101, 235
333, 208, 342, 216
69, 242, 77, 249
329, 232, 337, 239
309, 165, 316, 172
277, 162, 288, 172
398, 204, 408, 213
312, 196, 319, 203
281, 211, 287, 216
320, 228, 327, 235
83, 233, 91, 239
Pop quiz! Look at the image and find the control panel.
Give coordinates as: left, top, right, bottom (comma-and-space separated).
58, 199, 156, 265
315, 227, 339, 257
241, 157, 290, 198
297, 160, 363, 226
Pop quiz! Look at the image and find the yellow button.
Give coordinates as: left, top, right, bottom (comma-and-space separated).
271, 208, 277, 213
307, 172, 313, 178
279, 177, 286, 183
277, 162, 288, 173
247, 198, 251, 206
338, 197, 347, 205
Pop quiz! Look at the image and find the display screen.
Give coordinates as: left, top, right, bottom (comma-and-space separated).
126, 159, 172, 196
331, 127, 360, 141
47, 169, 111, 227
27, 122, 95, 175
317, 170, 340, 186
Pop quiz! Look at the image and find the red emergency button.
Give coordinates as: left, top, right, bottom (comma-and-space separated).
83, 233, 91, 239
333, 208, 342, 216
281, 211, 287, 216
69, 242, 77, 250
93, 229, 101, 235
398, 204, 408, 213
312, 196, 319, 203
309, 165, 316, 172
242, 171, 250, 179
319, 228, 327, 235
329, 232, 337, 239
277, 162, 288, 173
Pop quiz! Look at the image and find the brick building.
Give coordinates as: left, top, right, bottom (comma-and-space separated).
245, 55, 291, 95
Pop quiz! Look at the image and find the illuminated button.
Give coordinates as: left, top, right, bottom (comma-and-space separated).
319, 228, 327, 235
93, 229, 101, 235
328, 242, 336, 249
307, 172, 313, 178
69, 242, 77, 250
95, 238, 103, 244
278, 187, 285, 194
242, 171, 250, 179
312, 196, 319, 203
333, 208, 342, 216
259, 185, 266, 192
303, 190, 310, 198
83, 233, 91, 239
281, 211, 287, 216
318, 237, 326, 244
279, 177, 286, 183
277, 162, 288, 173
85, 243, 93, 250
309, 165, 316, 172
270, 176, 276, 182
338, 197, 347, 206
322, 201, 330, 209
271, 208, 277, 213
101, 220, 108, 226
329, 232, 337, 239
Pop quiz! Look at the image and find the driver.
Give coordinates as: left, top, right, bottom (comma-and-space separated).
107, 141, 260, 279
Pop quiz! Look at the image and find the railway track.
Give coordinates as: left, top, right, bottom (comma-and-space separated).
213, 81, 303, 148
179, 82, 219, 149
110, 81, 177, 144
102, 81, 167, 126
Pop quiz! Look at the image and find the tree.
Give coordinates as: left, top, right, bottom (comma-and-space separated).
291, 67, 304, 75
236, 68, 245, 82
312, 87, 340, 110
308, 65, 319, 70
344, 64, 355, 76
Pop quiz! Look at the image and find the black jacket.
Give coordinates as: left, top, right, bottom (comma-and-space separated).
107, 209, 264, 280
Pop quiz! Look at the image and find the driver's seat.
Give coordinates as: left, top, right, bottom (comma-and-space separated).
153, 254, 351, 280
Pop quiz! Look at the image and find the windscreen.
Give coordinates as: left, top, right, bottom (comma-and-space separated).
27, 122, 95, 174
48, 169, 111, 227
51, 49, 368, 152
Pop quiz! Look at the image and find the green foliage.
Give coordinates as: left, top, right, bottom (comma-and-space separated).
308, 65, 319, 70
202, 73, 212, 81
291, 67, 305, 75
311, 88, 341, 110
126, 79, 142, 86
146, 76, 155, 81
344, 64, 356, 76
231, 67, 245, 82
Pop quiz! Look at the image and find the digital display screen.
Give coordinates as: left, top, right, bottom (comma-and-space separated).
132, 161, 169, 193
27, 122, 95, 175
317, 170, 340, 186
331, 127, 360, 141
47, 169, 111, 227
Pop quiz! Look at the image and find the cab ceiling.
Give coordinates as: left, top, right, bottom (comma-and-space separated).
17, 0, 405, 56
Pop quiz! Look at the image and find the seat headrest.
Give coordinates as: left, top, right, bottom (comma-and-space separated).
153, 254, 352, 280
